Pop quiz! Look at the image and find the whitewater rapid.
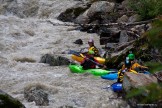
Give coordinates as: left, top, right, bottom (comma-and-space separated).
0, 0, 129, 108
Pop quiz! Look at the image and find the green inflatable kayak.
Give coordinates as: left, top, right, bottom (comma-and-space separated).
69, 64, 113, 76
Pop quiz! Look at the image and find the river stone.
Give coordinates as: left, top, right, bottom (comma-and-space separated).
24, 86, 49, 106
123, 72, 158, 92
40, 54, 71, 66
73, 39, 83, 45
0, 89, 25, 108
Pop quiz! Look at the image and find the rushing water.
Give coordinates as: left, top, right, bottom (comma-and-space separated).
0, 0, 129, 108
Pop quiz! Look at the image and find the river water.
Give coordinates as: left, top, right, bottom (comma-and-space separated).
0, 0, 129, 108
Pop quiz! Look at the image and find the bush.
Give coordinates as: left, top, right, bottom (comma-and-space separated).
146, 19, 162, 49
126, 83, 162, 104
145, 62, 162, 74
128, 0, 162, 20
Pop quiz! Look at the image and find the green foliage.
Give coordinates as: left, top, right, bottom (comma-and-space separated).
145, 62, 162, 73
126, 83, 162, 104
146, 19, 162, 49
128, 0, 162, 20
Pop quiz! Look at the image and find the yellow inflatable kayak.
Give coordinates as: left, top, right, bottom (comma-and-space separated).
71, 54, 105, 64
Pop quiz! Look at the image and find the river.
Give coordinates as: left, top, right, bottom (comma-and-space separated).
0, 0, 129, 108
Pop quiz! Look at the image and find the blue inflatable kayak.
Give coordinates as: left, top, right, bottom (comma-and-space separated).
101, 71, 150, 80
101, 73, 118, 80
111, 83, 122, 92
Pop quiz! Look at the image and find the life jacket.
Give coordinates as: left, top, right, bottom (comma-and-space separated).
117, 69, 137, 83
117, 62, 138, 83
88, 46, 100, 57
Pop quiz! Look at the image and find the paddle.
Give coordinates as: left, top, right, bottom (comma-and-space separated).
70, 50, 118, 74
70, 50, 105, 67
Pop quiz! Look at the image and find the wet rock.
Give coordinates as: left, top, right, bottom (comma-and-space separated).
73, 39, 83, 45
40, 54, 71, 66
123, 72, 158, 92
24, 86, 49, 106
0, 89, 25, 108
57, 4, 88, 22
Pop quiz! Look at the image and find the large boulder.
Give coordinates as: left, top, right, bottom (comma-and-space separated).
123, 72, 158, 92
57, 4, 88, 22
24, 85, 49, 106
40, 54, 71, 66
75, 9, 90, 25
0, 89, 25, 108
75, 1, 115, 24
87, 1, 115, 18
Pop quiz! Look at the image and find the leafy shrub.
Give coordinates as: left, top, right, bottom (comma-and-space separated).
146, 19, 162, 49
126, 83, 162, 104
145, 62, 162, 73
128, 0, 162, 20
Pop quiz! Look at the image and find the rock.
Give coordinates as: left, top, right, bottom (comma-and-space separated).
121, 0, 130, 11
57, 4, 88, 22
24, 86, 49, 106
128, 14, 140, 23
117, 15, 128, 23
75, 9, 90, 24
119, 30, 128, 43
0, 89, 25, 108
99, 27, 120, 45
123, 72, 158, 92
87, 1, 115, 18
105, 43, 118, 50
40, 54, 71, 66
75, 1, 115, 24
73, 39, 83, 45
153, 71, 162, 83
